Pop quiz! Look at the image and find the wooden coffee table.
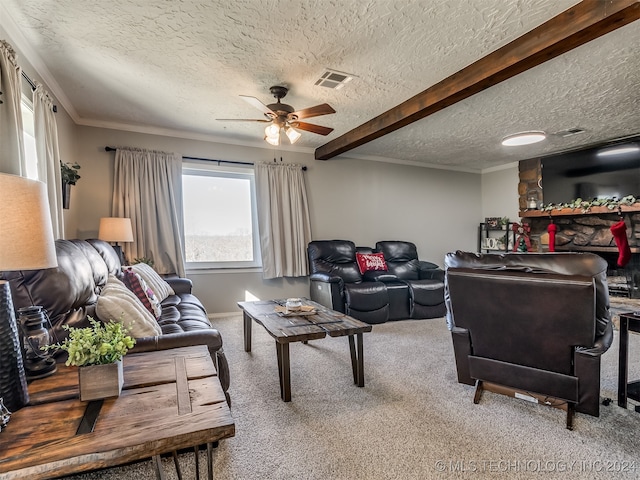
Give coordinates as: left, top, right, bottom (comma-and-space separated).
0, 346, 235, 480
238, 299, 372, 401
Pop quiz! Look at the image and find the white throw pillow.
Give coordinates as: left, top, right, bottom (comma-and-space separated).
130, 263, 175, 302
96, 275, 162, 338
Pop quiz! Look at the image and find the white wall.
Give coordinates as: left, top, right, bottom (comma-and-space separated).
481, 163, 520, 224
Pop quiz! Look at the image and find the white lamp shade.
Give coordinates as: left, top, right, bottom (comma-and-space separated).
0, 173, 58, 271
98, 217, 134, 243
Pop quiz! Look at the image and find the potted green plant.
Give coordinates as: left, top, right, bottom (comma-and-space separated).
45, 317, 135, 401
60, 161, 81, 209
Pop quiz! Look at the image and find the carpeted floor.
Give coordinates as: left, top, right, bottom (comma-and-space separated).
67, 313, 640, 480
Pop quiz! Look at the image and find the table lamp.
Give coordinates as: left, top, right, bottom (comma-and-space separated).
0, 173, 58, 412
98, 217, 134, 265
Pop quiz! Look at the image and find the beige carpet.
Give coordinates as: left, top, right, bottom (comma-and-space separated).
67, 313, 640, 480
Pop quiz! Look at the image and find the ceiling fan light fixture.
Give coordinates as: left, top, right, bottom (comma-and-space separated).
264, 133, 280, 146
285, 126, 302, 144
501, 131, 547, 146
265, 124, 280, 137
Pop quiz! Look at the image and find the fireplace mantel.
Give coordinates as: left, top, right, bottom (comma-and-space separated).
520, 204, 640, 218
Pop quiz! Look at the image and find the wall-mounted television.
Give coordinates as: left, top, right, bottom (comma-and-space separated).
541, 136, 640, 205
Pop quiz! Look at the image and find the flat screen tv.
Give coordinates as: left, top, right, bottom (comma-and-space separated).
541, 136, 640, 205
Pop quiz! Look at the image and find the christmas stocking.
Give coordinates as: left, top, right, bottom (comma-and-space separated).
547, 222, 557, 252
611, 220, 631, 267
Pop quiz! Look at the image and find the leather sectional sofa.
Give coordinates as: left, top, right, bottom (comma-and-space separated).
4, 238, 230, 400
307, 240, 446, 324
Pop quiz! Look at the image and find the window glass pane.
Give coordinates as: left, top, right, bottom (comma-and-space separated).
182, 163, 260, 268
21, 96, 38, 180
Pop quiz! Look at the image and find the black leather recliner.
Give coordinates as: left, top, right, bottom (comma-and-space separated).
375, 241, 446, 319
307, 240, 445, 323
444, 251, 613, 429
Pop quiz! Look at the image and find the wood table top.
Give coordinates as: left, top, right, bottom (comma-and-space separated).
0, 346, 235, 480
238, 299, 372, 343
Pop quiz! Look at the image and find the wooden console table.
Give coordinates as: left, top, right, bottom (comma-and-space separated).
618, 312, 640, 411
0, 346, 235, 479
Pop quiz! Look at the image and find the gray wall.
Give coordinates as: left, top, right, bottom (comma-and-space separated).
72, 126, 482, 313
481, 163, 520, 223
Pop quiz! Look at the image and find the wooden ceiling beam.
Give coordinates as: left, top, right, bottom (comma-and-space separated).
315, 1, 640, 160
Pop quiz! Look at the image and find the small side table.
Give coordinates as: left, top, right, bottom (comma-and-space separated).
617, 312, 640, 410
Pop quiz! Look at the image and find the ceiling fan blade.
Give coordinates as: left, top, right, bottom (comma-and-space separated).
290, 103, 336, 120
293, 122, 334, 136
216, 118, 271, 122
240, 95, 276, 116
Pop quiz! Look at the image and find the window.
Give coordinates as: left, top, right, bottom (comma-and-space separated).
182, 160, 261, 269
21, 94, 38, 180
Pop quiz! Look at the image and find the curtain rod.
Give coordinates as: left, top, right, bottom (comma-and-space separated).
21, 71, 57, 112
104, 147, 307, 171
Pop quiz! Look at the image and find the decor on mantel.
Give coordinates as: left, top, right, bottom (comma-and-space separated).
539, 195, 639, 215
611, 220, 632, 268
60, 161, 81, 209
547, 221, 557, 252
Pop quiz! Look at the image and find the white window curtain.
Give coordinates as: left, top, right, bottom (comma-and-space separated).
112, 148, 186, 276
33, 83, 64, 239
254, 162, 312, 279
0, 40, 26, 175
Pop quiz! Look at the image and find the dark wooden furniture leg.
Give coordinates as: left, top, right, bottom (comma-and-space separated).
276, 341, 291, 402
207, 442, 214, 480
243, 312, 252, 352
348, 335, 357, 383
171, 451, 182, 480
473, 380, 484, 404
566, 404, 575, 430
194, 446, 200, 479
153, 455, 166, 480
618, 315, 629, 408
348, 333, 365, 387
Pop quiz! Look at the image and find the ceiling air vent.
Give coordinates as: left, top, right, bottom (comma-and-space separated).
315, 69, 355, 89
554, 127, 586, 138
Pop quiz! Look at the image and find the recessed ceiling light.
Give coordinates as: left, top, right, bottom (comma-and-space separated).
596, 145, 640, 157
501, 131, 547, 146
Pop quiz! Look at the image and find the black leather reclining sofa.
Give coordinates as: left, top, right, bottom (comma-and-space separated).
307, 240, 446, 324
4, 238, 230, 402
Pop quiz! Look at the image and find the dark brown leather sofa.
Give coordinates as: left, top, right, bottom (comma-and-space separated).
444, 251, 613, 428
3, 238, 230, 399
307, 240, 446, 324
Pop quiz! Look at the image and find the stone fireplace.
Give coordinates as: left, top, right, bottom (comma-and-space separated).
519, 158, 640, 298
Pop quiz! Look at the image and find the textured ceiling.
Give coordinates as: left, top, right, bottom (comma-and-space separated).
2, 1, 639, 172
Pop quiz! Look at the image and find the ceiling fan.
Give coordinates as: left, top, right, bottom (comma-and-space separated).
217, 86, 335, 145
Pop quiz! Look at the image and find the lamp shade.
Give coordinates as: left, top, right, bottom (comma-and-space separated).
98, 217, 134, 243
0, 173, 58, 271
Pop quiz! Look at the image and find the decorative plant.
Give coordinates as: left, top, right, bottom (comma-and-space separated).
60, 161, 81, 185
43, 317, 135, 367
540, 195, 638, 214
133, 257, 155, 268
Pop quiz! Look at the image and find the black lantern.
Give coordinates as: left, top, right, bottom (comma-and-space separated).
18, 306, 57, 380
